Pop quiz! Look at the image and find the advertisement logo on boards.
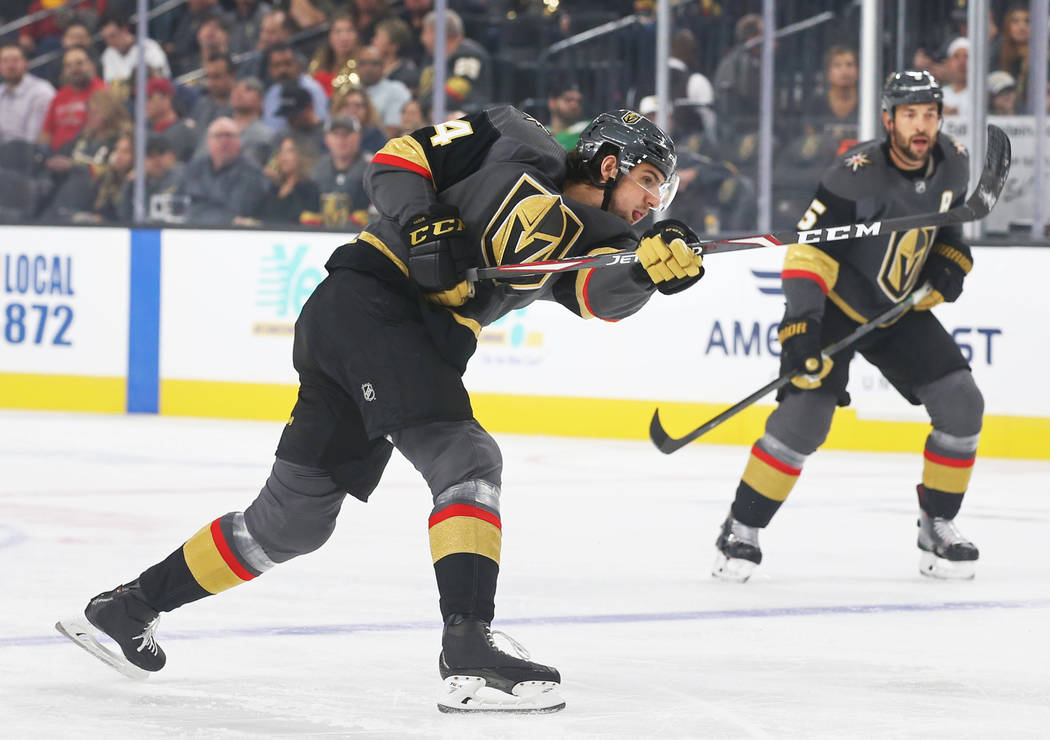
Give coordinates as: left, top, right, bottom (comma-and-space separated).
253, 244, 324, 336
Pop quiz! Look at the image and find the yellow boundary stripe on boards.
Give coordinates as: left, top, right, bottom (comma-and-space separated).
0, 373, 124, 413
152, 380, 1050, 461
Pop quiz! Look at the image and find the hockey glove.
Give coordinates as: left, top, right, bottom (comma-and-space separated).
401, 204, 475, 305
779, 317, 833, 390
634, 219, 705, 295
914, 245, 971, 311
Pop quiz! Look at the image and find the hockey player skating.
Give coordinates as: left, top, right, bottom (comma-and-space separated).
714, 71, 982, 583
56, 107, 704, 712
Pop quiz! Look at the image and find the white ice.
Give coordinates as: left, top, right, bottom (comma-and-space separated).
1, 409, 1048, 739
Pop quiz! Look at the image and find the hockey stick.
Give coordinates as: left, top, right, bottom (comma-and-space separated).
648, 283, 935, 455
465, 125, 1010, 282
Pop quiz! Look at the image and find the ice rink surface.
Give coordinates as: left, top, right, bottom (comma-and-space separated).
1, 409, 1048, 739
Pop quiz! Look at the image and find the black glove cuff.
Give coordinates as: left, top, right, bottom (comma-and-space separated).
656, 266, 705, 294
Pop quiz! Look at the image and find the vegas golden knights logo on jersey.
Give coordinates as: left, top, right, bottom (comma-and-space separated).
482, 173, 583, 289
877, 226, 935, 301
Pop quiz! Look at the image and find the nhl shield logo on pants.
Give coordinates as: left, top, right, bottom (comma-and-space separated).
361, 383, 376, 402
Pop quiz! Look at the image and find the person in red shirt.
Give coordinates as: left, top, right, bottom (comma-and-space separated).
38, 45, 106, 152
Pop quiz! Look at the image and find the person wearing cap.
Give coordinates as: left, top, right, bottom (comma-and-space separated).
545, 78, 589, 151
145, 76, 199, 163
272, 81, 325, 173
262, 42, 329, 132
118, 135, 183, 222
987, 70, 1018, 115
941, 37, 970, 116
309, 114, 370, 227
175, 116, 268, 225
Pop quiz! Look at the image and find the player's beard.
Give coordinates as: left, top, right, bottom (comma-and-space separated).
891, 127, 934, 167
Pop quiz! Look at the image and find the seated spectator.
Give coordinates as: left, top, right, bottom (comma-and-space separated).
227, 0, 272, 57
37, 20, 96, 87
0, 43, 56, 144
940, 38, 969, 116
272, 82, 325, 172
176, 116, 268, 225
189, 53, 235, 132
988, 71, 1018, 115
195, 13, 230, 65
418, 8, 492, 113
145, 77, 199, 162
349, 0, 394, 44
166, 0, 224, 76
398, 96, 426, 135
86, 131, 134, 222
372, 16, 419, 91
330, 86, 386, 154
38, 45, 107, 152
804, 45, 859, 152
356, 45, 411, 139
713, 13, 763, 138
19, 1, 105, 58
310, 114, 370, 227
545, 79, 587, 150
118, 135, 183, 222
398, 0, 431, 65
990, 4, 1030, 107
41, 86, 130, 221
99, 12, 171, 94
256, 135, 321, 226
240, 9, 293, 83
224, 77, 274, 166
262, 42, 328, 131
308, 12, 362, 97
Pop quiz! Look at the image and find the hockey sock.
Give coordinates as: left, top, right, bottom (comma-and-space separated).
918, 431, 977, 519
429, 499, 500, 623
732, 438, 805, 528
138, 512, 274, 612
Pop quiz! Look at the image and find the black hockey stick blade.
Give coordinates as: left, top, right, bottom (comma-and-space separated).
466, 125, 1011, 283
649, 284, 934, 454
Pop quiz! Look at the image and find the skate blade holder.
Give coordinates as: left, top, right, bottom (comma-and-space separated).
437, 675, 565, 714
55, 617, 151, 680
712, 552, 757, 583
919, 552, 976, 580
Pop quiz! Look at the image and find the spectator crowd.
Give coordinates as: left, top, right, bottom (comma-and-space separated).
0, 0, 1046, 232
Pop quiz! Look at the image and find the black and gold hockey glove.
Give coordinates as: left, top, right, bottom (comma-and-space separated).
778, 317, 832, 390
914, 244, 971, 311
401, 204, 475, 306
634, 219, 705, 295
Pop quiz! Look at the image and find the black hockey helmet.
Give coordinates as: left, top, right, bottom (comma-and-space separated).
882, 70, 944, 115
576, 109, 679, 211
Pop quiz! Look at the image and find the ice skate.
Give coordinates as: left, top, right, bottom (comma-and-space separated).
55, 580, 165, 679
712, 513, 762, 582
917, 510, 979, 579
437, 614, 564, 713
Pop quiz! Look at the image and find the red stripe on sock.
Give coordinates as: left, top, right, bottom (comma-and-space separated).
781, 269, 828, 295
371, 152, 432, 179
428, 503, 502, 530
751, 445, 802, 476
209, 519, 255, 582
924, 449, 975, 468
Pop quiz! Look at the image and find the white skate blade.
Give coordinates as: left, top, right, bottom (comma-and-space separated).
919, 551, 977, 580
55, 617, 150, 680
437, 675, 565, 714
712, 552, 757, 583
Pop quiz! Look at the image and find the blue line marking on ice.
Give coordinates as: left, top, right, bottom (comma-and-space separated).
9, 598, 1050, 649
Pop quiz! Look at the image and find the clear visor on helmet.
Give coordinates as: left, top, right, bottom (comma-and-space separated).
625, 168, 680, 213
